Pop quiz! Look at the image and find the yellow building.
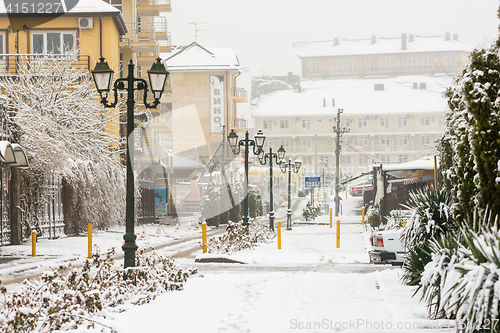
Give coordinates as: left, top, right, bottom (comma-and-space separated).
293, 33, 471, 79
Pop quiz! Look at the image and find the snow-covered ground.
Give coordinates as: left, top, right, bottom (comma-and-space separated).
1, 193, 456, 332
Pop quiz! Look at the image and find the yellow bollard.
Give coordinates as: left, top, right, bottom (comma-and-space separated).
88, 223, 92, 258
32, 231, 36, 257
277, 221, 281, 250
330, 208, 332, 228
362, 207, 365, 225
336, 220, 340, 248
202, 222, 207, 253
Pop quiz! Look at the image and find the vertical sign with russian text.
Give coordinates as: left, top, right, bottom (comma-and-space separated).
210, 75, 225, 132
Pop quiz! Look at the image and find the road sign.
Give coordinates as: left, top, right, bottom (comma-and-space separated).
305, 176, 321, 188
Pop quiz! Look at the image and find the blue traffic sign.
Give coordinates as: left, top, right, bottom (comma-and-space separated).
305, 176, 321, 188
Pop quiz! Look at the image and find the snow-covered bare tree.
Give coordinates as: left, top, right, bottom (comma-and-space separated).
0, 52, 126, 234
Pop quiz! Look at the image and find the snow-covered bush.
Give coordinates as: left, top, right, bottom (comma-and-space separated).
384, 210, 411, 230
0, 248, 196, 332
302, 201, 320, 221
204, 219, 275, 254
366, 205, 381, 228
420, 212, 500, 332
401, 187, 455, 286
201, 181, 243, 226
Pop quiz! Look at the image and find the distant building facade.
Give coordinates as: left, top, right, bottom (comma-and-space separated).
293, 33, 471, 79
252, 75, 451, 176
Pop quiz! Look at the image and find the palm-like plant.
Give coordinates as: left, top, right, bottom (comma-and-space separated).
401, 186, 455, 286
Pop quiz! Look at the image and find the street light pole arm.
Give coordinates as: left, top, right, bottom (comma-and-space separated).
100, 78, 128, 108
136, 78, 161, 109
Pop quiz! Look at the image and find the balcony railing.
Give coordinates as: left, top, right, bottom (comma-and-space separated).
0, 54, 90, 76
232, 87, 247, 100
138, 0, 171, 6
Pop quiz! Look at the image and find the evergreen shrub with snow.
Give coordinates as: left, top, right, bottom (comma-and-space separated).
204, 219, 275, 254
302, 201, 320, 221
0, 248, 196, 332
401, 187, 455, 286
421, 212, 500, 332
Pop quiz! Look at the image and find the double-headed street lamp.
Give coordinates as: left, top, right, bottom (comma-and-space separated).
279, 157, 302, 230
227, 129, 266, 228
257, 145, 286, 231
92, 57, 169, 271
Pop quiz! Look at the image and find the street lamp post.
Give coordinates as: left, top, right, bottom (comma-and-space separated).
257, 145, 286, 231
92, 57, 168, 271
227, 129, 266, 228
279, 157, 302, 230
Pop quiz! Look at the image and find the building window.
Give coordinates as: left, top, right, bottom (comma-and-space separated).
341, 119, 351, 128
398, 117, 407, 128
398, 154, 408, 163
438, 116, 445, 127
423, 55, 432, 70
446, 55, 455, 69
280, 138, 290, 147
407, 56, 417, 70
369, 58, 378, 71
385, 57, 394, 71
420, 116, 430, 126
380, 136, 390, 146
348, 58, 357, 72
342, 155, 351, 164
32, 32, 75, 54
380, 155, 391, 163
420, 135, 431, 145
263, 120, 272, 130
332, 59, 342, 73
280, 120, 289, 129
311, 60, 320, 74
380, 117, 389, 128
358, 136, 368, 146
358, 155, 368, 166
302, 138, 312, 148
343, 137, 351, 146
358, 118, 367, 128
302, 119, 311, 130
398, 136, 408, 146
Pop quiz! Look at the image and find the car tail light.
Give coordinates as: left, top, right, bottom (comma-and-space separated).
377, 237, 384, 247
369, 237, 373, 246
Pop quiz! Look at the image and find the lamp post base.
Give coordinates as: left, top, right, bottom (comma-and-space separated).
286, 209, 292, 231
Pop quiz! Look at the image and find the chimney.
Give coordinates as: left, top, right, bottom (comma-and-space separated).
445, 32, 451, 41
323, 98, 326, 107
401, 33, 407, 50
409, 34, 414, 43
453, 33, 458, 41
334, 37, 339, 46
371, 35, 376, 44
332, 98, 335, 107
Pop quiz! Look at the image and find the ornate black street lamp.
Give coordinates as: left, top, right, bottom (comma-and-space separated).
257, 145, 285, 231
279, 157, 302, 230
227, 129, 266, 228
92, 57, 168, 271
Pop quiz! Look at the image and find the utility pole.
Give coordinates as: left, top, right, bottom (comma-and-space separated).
333, 108, 349, 217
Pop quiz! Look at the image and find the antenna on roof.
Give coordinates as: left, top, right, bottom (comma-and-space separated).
188, 22, 207, 42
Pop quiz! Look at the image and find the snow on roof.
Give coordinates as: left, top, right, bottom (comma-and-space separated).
0, 0, 120, 14
252, 75, 453, 117
381, 156, 438, 171
293, 35, 472, 58
162, 42, 242, 71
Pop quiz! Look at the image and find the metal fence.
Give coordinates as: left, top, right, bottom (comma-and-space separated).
38, 174, 65, 239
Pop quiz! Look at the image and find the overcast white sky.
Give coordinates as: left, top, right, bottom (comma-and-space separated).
164, 0, 500, 78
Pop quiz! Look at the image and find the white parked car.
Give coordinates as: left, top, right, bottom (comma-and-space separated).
369, 229, 405, 266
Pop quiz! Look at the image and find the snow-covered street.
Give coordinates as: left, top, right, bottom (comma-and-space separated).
0, 193, 458, 332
